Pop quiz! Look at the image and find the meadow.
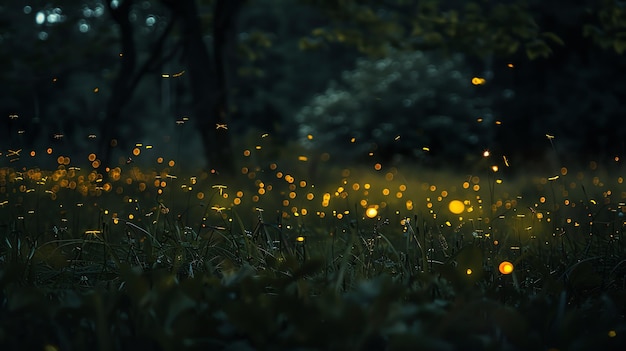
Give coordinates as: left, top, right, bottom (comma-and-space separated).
1, 135, 625, 350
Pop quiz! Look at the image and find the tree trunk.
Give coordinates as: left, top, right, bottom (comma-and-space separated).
173, 0, 245, 174
100, 0, 136, 167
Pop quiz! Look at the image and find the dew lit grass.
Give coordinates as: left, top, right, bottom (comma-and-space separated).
2, 138, 625, 282
1, 136, 626, 350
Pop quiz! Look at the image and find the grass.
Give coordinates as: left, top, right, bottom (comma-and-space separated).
1, 138, 626, 350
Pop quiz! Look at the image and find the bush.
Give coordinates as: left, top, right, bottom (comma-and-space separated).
296, 50, 493, 166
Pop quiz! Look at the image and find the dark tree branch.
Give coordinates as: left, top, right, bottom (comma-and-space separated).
101, 0, 179, 166
128, 15, 179, 94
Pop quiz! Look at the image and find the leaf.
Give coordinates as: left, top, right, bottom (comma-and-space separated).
298, 37, 325, 51
312, 27, 326, 36
411, 23, 424, 36
507, 41, 520, 54
541, 31, 565, 46
525, 39, 552, 60
423, 31, 444, 45
613, 32, 626, 54
582, 24, 602, 38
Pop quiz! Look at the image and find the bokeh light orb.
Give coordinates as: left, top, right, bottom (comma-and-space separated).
448, 200, 465, 214
365, 207, 378, 218
499, 261, 514, 274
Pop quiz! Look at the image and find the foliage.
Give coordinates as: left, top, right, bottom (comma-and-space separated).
1, 146, 626, 349
2, 1, 626, 347
295, 50, 492, 166
584, 0, 626, 55
302, 0, 560, 59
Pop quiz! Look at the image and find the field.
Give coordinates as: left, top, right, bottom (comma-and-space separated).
1, 139, 626, 350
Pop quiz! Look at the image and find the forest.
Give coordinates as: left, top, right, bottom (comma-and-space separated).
1, 0, 626, 350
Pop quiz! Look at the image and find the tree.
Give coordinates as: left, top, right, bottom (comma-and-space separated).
4, 0, 626, 171
296, 50, 493, 167
95, 0, 243, 172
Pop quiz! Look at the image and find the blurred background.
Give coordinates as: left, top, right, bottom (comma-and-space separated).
1, 0, 625, 173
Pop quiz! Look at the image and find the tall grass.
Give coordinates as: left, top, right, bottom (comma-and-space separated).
1, 140, 625, 349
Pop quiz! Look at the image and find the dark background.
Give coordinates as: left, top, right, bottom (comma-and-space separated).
1, 0, 625, 172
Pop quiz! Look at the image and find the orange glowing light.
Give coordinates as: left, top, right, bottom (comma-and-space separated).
499, 261, 514, 274
471, 77, 486, 85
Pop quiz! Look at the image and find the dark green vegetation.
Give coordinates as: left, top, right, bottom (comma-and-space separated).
2, 0, 626, 350
1, 150, 626, 350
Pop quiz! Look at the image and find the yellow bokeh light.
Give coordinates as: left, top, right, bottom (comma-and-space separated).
471, 77, 486, 85
365, 207, 378, 218
448, 200, 465, 214
499, 261, 514, 274
406, 200, 413, 210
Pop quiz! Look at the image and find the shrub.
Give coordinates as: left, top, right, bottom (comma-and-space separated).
296, 50, 493, 166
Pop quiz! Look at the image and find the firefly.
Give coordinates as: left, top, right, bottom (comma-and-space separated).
7, 149, 22, 157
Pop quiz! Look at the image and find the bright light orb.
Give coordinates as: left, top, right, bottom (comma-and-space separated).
448, 200, 465, 214
365, 207, 378, 218
499, 261, 514, 274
